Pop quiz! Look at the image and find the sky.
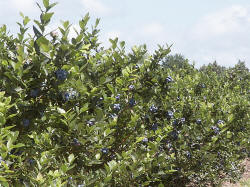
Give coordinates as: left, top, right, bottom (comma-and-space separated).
0, 0, 250, 68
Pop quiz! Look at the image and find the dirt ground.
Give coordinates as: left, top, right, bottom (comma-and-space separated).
222, 158, 250, 187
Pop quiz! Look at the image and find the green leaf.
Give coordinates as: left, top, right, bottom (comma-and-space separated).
23, 16, 31, 26
42, 12, 54, 23
43, 0, 49, 9
68, 154, 75, 163
33, 26, 42, 38
107, 160, 117, 171
104, 175, 112, 183
36, 36, 50, 52
57, 107, 66, 114
47, 2, 58, 11
80, 103, 88, 113
95, 108, 103, 121
104, 128, 114, 137
95, 153, 101, 160
11, 143, 25, 149
135, 137, 146, 143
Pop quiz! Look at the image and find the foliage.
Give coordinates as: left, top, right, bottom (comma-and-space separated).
161, 53, 193, 71
0, 0, 249, 186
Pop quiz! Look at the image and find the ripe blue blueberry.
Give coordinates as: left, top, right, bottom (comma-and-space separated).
113, 103, 121, 111
152, 123, 158, 131
28, 159, 35, 165
169, 130, 178, 140
63, 92, 70, 101
129, 85, 135, 90
69, 90, 77, 98
196, 119, 202, 125
129, 98, 136, 107
211, 126, 220, 134
217, 120, 224, 124
115, 94, 121, 100
101, 148, 108, 154
180, 118, 185, 124
172, 120, 178, 126
23, 119, 30, 127
186, 151, 191, 159
109, 113, 117, 119
55, 69, 68, 81
30, 88, 39, 98
166, 110, 174, 119
73, 138, 80, 146
149, 105, 158, 113
166, 76, 173, 83
142, 138, 148, 143
87, 121, 95, 126
201, 83, 206, 88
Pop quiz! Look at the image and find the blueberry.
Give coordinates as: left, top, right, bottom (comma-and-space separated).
128, 85, 135, 90
109, 113, 117, 119
166, 110, 174, 119
196, 119, 202, 125
87, 121, 94, 126
101, 148, 108, 154
201, 83, 206, 88
169, 130, 178, 140
23, 119, 30, 127
115, 94, 121, 100
180, 118, 185, 124
217, 120, 224, 124
113, 103, 121, 111
172, 120, 178, 126
142, 138, 148, 143
69, 90, 78, 98
30, 88, 39, 98
165, 76, 173, 83
211, 126, 220, 134
28, 159, 35, 165
186, 151, 191, 159
149, 105, 158, 113
166, 143, 172, 149
129, 98, 136, 107
55, 69, 68, 81
152, 123, 158, 131
63, 92, 70, 101
73, 138, 80, 146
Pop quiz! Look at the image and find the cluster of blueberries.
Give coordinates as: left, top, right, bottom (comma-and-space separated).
55, 69, 68, 81
211, 120, 224, 134
165, 76, 174, 83
63, 88, 78, 102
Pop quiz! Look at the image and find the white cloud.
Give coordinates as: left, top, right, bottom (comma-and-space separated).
141, 23, 164, 36
80, 0, 111, 15
174, 5, 250, 68
192, 5, 250, 39
9, 0, 36, 13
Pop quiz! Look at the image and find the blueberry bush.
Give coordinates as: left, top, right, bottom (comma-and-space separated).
0, 0, 249, 186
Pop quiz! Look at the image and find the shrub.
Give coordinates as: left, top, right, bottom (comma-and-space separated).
0, 0, 249, 186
